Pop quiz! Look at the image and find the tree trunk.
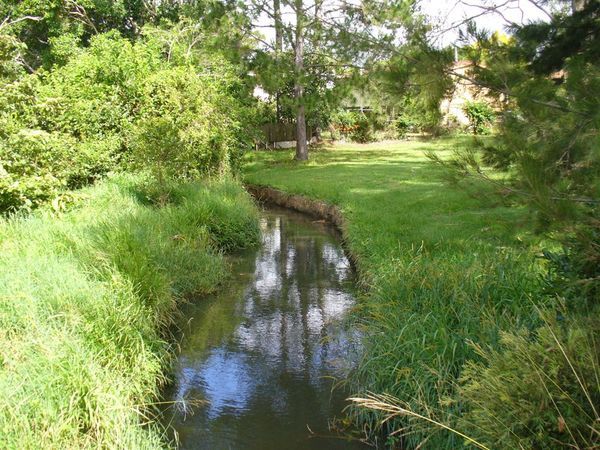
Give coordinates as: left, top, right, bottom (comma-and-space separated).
274, 0, 283, 121
296, 103, 307, 160
274, 0, 283, 54
294, 0, 308, 161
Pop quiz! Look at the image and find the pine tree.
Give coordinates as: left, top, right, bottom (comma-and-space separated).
432, 0, 600, 305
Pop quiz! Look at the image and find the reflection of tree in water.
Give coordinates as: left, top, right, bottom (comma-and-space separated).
242, 215, 354, 375
168, 211, 363, 450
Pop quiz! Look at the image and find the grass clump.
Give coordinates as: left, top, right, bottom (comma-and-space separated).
458, 313, 599, 449
244, 137, 561, 448
0, 174, 258, 449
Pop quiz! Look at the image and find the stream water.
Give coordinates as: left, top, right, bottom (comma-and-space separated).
163, 206, 369, 449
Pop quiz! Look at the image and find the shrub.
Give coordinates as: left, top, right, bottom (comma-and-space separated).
131, 67, 239, 187
349, 113, 374, 143
0, 30, 254, 215
0, 126, 120, 212
0, 129, 104, 212
458, 316, 600, 449
330, 110, 374, 143
0, 31, 26, 82
38, 31, 158, 140
463, 101, 495, 135
0, 32, 153, 214
329, 109, 355, 140
395, 115, 416, 138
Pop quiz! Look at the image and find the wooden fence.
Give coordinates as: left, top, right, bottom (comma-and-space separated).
260, 123, 313, 144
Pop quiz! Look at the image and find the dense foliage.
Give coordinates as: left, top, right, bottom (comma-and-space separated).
253, 48, 356, 130
458, 315, 599, 449
462, 101, 495, 135
0, 0, 221, 69
329, 110, 375, 142
0, 26, 256, 213
366, 46, 454, 135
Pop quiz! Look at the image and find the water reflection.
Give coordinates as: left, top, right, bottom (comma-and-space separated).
165, 207, 367, 450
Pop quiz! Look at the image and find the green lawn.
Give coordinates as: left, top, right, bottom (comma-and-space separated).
244, 137, 548, 448
245, 137, 539, 275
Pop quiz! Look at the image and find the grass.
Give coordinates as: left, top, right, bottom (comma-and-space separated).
0, 174, 259, 449
244, 137, 553, 448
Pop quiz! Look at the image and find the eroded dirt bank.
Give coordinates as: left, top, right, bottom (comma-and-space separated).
244, 184, 360, 271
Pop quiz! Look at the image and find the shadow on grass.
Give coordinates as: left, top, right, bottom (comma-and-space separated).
245, 140, 534, 260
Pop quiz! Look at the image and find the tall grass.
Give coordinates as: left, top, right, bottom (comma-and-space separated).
346, 241, 548, 448
350, 311, 599, 449
0, 175, 259, 449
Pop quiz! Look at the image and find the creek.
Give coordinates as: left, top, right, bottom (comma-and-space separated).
163, 205, 368, 449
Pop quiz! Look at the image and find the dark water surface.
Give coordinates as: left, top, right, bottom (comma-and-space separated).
163, 206, 368, 450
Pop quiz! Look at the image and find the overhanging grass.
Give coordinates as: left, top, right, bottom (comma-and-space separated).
0, 175, 259, 449
244, 137, 550, 448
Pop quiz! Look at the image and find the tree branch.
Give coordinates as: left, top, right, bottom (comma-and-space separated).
444, 65, 585, 115
0, 15, 42, 31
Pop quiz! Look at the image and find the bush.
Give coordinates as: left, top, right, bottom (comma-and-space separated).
0, 32, 152, 214
329, 109, 355, 140
330, 110, 374, 143
463, 101, 495, 135
0, 31, 27, 82
458, 316, 600, 449
132, 67, 241, 186
394, 115, 417, 138
349, 113, 373, 143
0, 129, 113, 212
0, 30, 254, 215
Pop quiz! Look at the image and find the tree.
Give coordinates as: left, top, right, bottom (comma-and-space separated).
0, 11, 259, 213
246, 0, 417, 160
426, 0, 600, 304
363, 43, 454, 134
0, 0, 241, 70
